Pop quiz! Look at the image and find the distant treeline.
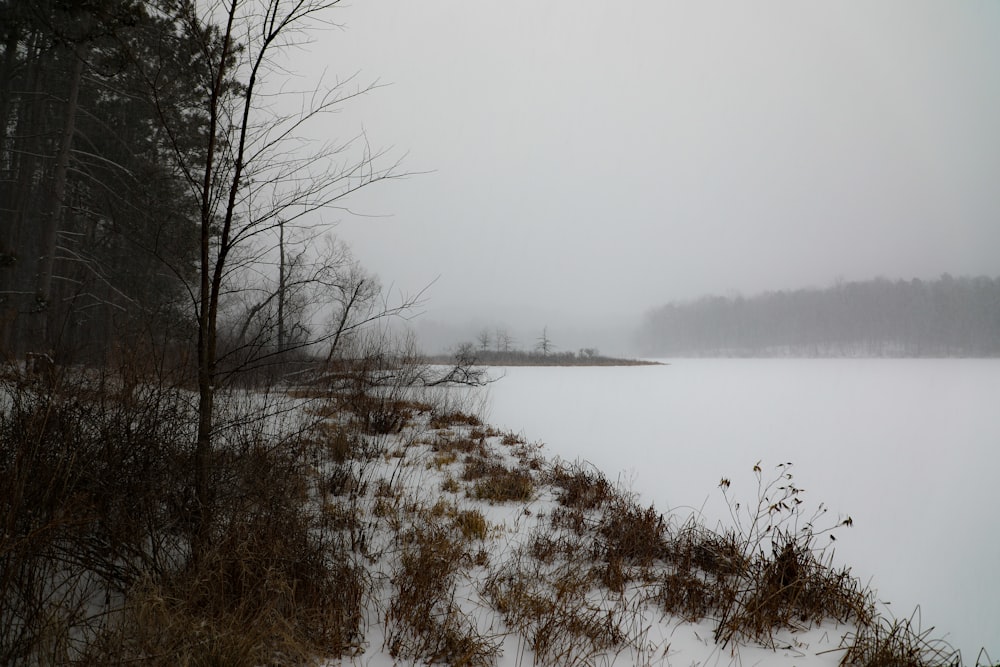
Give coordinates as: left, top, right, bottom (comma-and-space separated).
637, 275, 1000, 357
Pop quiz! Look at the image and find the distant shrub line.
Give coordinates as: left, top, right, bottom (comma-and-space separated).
427, 348, 661, 367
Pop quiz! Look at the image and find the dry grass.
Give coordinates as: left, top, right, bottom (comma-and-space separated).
386, 525, 500, 666
535, 460, 878, 656
598, 498, 669, 568
500, 431, 526, 447
453, 509, 490, 541
429, 410, 482, 430
666, 518, 746, 579
311, 420, 357, 462
320, 463, 361, 496
83, 440, 367, 665
528, 530, 590, 565
658, 570, 719, 622
550, 460, 614, 511
469, 465, 535, 503
654, 519, 746, 622
91, 529, 366, 665
840, 610, 963, 667
485, 556, 627, 667
441, 475, 461, 494
430, 433, 487, 471
469, 425, 500, 440
343, 393, 431, 435
714, 531, 872, 646
710, 464, 874, 647
432, 450, 460, 469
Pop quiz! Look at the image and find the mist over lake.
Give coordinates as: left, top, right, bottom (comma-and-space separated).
479, 359, 1000, 661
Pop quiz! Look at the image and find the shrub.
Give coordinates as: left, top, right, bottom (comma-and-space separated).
342, 392, 420, 435
665, 518, 746, 579
81, 435, 366, 665
0, 376, 193, 663
714, 530, 871, 646
90, 525, 366, 665
840, 610, 962, 667
550, 460, 614, 511
713, 463, 872, 647
462, 453, 535, 503
598, 498, 668, 568
429, 410, 482, 430
471, 466, 535, 503
658, 570, 717, 622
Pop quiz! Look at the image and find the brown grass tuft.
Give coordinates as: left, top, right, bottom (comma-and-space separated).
429, 410, 482, 430
453, 509, 490, 541
386, 525, 500, 666
840, 610, 962, 667
484, 557, 626, 667
469, 465, 535, 503
550, 460, 614, 511
598, 498, 668, 568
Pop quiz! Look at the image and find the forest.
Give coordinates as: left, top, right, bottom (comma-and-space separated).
637, 275, 1000, 357
1, 0, 199, 362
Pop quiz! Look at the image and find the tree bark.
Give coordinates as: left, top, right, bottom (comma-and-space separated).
277, 218, 286, 352
35, 50, 85, 351
194, 2, 238, 558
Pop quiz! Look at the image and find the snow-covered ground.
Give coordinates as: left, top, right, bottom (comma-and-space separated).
480, 358, 1000, 661
323, 395, 866, 667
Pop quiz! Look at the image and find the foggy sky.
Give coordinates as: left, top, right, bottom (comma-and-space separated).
302, 2, 1000, 352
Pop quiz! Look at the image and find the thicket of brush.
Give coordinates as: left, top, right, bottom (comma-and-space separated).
0, 362, 368, 665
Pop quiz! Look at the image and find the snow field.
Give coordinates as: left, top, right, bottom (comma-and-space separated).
317, 394, 871, 667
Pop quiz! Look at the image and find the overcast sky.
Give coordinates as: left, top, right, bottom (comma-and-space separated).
299, 1, 1000, 352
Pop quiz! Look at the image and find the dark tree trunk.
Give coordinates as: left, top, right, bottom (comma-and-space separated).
34, 50, 84, 351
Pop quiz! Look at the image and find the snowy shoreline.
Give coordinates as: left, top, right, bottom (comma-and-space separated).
317, 390, 981, 667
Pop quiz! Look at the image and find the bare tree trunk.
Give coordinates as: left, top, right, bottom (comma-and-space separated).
35, 50, 85, 351
194, 3, 238, 558
277, 218, 286, 352
1, 32, 44, 356
0, 25, 19, 167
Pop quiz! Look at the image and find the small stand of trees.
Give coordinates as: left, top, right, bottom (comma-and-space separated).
445, 327, 655, 366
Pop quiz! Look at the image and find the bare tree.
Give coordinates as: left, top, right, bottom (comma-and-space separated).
494, 327, 513, 353
137, 0, 405, 554
476, 328, 491, 352
535, 326, 553, 356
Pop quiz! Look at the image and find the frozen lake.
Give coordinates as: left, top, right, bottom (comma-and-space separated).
480, 359, 1000, 661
